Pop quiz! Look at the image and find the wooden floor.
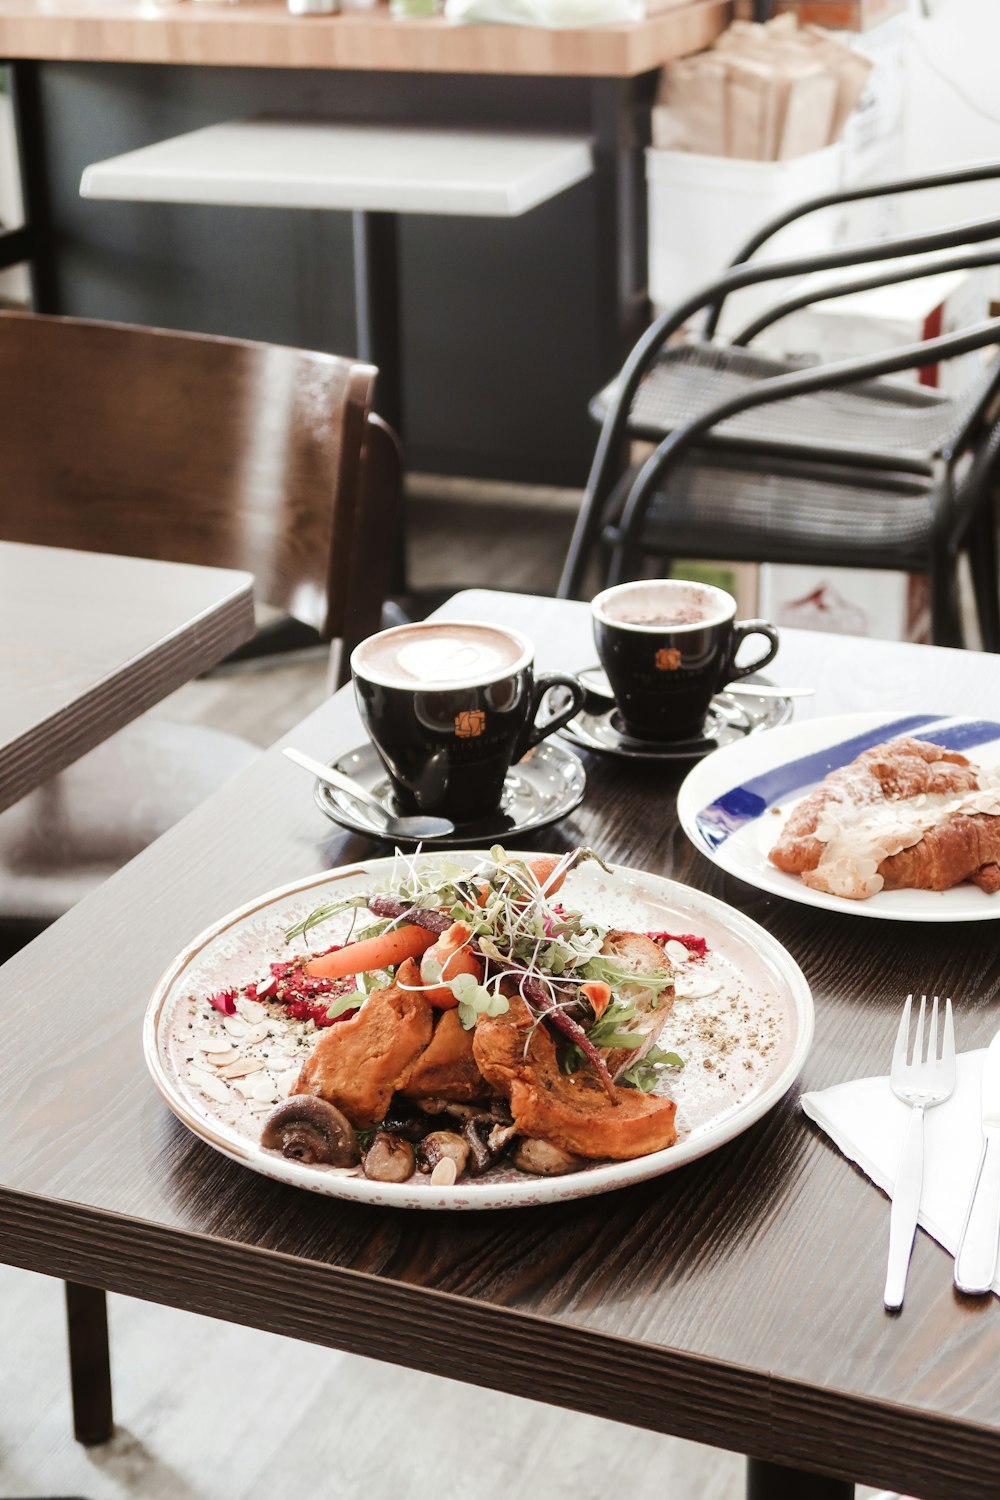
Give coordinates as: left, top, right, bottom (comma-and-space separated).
0, 1262, 748, 1500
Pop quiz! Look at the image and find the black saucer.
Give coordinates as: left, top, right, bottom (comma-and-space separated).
561, 672, 793, 762
312, 739, 587, 845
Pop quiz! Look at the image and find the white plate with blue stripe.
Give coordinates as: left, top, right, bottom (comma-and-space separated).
678, 712, 1000, 922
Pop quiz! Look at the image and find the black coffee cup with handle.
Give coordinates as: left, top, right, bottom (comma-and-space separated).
351, 620, 585, 823
592, 579, 779, 742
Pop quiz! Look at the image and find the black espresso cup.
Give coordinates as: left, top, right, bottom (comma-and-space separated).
592, 579, 779, 742
351, 621, 585, 823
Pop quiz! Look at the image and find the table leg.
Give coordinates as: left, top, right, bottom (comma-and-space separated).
589, 75, 655, 383
352, 208, 403, 440
7, 59, 59, 313
747, 1458, 854, 1499
352, 208, 405, 594
64, 1282, 114, 1445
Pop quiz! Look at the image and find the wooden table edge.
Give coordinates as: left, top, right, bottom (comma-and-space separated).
0, 1184, 989, 1499
0, 571, 254, 813
0, 0, 730, 74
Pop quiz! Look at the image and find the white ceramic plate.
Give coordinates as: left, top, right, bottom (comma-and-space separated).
145, 852, 814, 1210
679, 711, 1000, 923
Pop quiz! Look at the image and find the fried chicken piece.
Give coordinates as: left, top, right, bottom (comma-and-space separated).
473, 998, 677, 1161
598, 930, 675, 1079
399, 1007, 488, 1103
293, 959, 433, 1128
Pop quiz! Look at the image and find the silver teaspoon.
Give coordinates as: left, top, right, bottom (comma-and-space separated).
282, 747, 456, 840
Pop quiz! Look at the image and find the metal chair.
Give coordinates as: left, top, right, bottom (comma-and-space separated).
559, 164, 1000, 647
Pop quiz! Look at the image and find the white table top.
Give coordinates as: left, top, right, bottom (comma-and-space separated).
80, 120, 594, 217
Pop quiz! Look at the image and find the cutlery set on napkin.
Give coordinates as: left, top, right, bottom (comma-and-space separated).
802, 994, 1000, 1307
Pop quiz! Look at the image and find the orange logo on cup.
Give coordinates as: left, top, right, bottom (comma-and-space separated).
454, 709, 486, 738
655, 647, 681, 671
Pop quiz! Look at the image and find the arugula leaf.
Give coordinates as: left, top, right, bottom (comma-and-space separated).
585, 998, 638, 1049
581, 955, 673, 1001
325, 989, 366, 1022
619, 1046, 685, 1093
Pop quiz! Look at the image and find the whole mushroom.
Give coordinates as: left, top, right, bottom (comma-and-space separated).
260, 1096, 359, 1167
513, 1138, 582, 1176
415, 1130, 470, 1180
363, 1131, 416, 1184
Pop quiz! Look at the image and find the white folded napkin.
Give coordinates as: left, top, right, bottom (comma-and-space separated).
801, 1049, 998, 1296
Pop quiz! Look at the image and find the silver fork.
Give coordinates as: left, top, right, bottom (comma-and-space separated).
884, 993, 956, 1310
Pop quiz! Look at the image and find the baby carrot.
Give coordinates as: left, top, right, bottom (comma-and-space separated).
304, 924, 436, 980
420, 921, 483, 1007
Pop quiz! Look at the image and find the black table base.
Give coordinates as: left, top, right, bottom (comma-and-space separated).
747, 1457, 855, 1500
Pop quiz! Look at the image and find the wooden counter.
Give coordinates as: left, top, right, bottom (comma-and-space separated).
0, 0, 729, 75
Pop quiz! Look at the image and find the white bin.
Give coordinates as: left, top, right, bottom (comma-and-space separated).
646, 144, 844, 331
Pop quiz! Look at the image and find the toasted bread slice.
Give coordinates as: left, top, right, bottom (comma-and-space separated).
597, 929, 675, 1079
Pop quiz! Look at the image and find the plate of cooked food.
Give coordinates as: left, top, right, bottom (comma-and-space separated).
679, 712, 1000, 922
144, 847, 813, 1208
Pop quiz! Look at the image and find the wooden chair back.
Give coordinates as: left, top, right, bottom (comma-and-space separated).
0, 312, 395, 676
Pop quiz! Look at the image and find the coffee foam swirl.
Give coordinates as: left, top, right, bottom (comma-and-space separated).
354, 622, 529, 690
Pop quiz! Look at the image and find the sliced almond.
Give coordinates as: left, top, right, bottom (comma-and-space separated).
430, 1157, 458, 1188
237, 998, 266, 1024
251, 1074, 281, 1103
223, 1016, 250, 1038
255, 975, 277, 998
272, 1068, 300, 1099
242, 1021, 272, 1046
218, 1057, 266, 1079
664, 940, 690, 967
202, 1046, 239, 1067
187, 1066, 232, 1104
675, 973, 721, 1000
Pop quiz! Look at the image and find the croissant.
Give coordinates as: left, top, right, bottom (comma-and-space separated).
769, 737, 1000, 900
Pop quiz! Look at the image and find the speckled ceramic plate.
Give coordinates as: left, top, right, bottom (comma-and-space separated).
679, 711, 1000, 922
144, 852, 814, 1210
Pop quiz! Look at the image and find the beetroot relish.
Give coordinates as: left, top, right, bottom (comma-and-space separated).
647, 931, 709, 960
207, 944, 361, 1029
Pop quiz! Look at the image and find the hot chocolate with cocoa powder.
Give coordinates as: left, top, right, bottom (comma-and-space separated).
592, 579, 779, 742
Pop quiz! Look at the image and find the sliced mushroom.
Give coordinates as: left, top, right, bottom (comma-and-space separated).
487, 1121, 519, 1156
416, 1098, 512, 1127
363, 1131, 416, 1184
260, 1096, 359, 1167
415, 1130, 470, 1178
463, 1117, 517, 1176
382, 1097, 436, 1142
463, 1120, 494, 1177
513, 1138, 582, 1177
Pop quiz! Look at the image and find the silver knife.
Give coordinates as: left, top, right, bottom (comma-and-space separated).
955, 1032, 1000, 1294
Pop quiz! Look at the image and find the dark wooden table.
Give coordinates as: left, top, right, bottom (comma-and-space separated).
0, 540, 255, 811
1, 588, 998, 1500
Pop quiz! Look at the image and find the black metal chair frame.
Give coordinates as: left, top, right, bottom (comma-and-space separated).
603, 318, 1000, 649
559, 161, 1000, 604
